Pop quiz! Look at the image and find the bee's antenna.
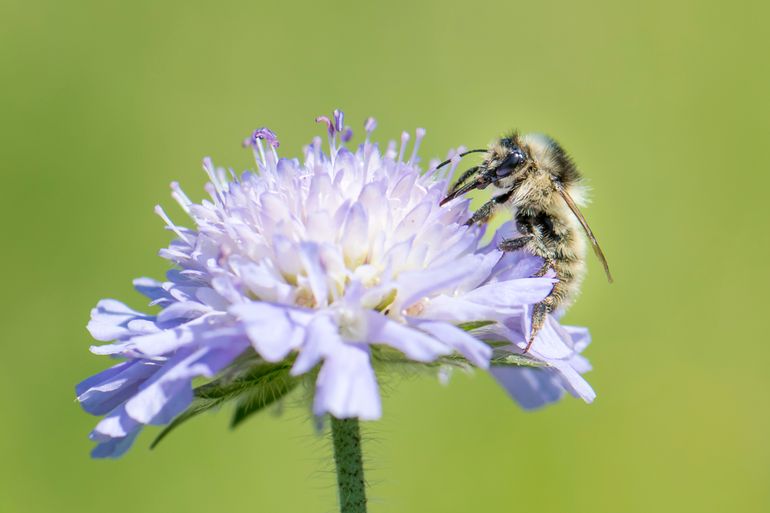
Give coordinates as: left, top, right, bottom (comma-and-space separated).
432, 149, 487, 171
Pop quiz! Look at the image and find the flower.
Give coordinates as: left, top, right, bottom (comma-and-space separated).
77, 111, 594, 458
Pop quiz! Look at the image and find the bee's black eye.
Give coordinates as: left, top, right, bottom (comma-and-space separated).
495, 150, 525, 177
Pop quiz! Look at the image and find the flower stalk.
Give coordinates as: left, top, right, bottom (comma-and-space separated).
331, 417, 367, 513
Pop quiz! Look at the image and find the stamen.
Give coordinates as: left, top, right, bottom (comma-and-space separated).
333, 109, 344, 133
364, 117, 377, 137
255, 139, 268, 171
425, 158, 441, 177
170, 181, 192, 214
154, 205, 191, 244
251, 127, 280, 148
397, 131, 410, 163
316, 114, 337, 159
216, 168, 229, 189
408, 128, 426, 165
428, 148, 456, 179
341, 126, 353, 143
446, 146, 468, 180
204, 183, 222, 207
312, 136, 322, 165
243, 127, 280, 172
362, 117, 378, 178
315, 116, 334, 136
202, 158, 225, 201
433, 148, 460, 181
385, 140, 397, 160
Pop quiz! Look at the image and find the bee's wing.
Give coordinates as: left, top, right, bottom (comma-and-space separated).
557, 187, 614, 283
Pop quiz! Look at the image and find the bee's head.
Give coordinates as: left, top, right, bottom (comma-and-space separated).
440, 138, 529, 205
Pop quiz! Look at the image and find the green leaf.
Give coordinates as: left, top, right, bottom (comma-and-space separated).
194, 360, 291, 400
483, 339, 512, 348
490, 353, 545, 368
150, 360, 298, 449
230, 369, 298, 429
456, 320, 496, 331
150, 396, 225, 449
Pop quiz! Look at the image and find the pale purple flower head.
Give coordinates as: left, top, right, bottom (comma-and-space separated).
77, 111, 594, 458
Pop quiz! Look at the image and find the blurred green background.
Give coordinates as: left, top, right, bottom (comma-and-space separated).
2, 0, 769, 512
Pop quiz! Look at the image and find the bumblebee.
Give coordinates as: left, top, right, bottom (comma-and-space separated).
439, 133, 612, 352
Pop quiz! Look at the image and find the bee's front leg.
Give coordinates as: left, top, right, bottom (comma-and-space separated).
448, 165, 480, 195
463, 191, 513, 226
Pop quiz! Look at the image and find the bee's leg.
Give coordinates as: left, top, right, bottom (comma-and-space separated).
534, 258, 556, 277
463, 190, 513, 226
448, 166, 480, 195
524, 246, 558, 353
523, 233, 555, 276
523, 300, 550, 353
498, 235, 533, 252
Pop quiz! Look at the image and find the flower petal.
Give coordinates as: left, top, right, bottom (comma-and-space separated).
291, 314, 337, 375
298, 242, 329, 308
91, 428, 141, 459
156, 301, 211, 326
124, 344, 244, 425
462, 277, 555, 308
421, 296, 512, 323
341, 202, 369, 265
230, 302, 306, 362
313, 343, 381, 420
410, 320, 492, 368
564, 325, 591, 352
87, 299, 153, 341
367, 312, 450, 362
397, 254, 484, 309
490, 366, 566, 410
77, 360, 157, 416
526, 316, 577, 360
133, 277, 174, 305
550, 362, 596, 403
91, 404, 140, 440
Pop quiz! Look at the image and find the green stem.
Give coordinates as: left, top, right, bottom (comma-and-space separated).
331, 417, 367, 513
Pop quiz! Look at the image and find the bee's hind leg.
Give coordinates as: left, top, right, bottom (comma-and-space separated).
523, 300, 551, 354
534, 258, 556, 277
524, 252, 557, 353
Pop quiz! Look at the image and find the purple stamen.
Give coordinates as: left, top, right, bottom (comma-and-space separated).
249, 127, 280, 148
341, 126, 353, 143
333, 109, 345, 133
315, 116, 334, 137
364, 117, 377, 134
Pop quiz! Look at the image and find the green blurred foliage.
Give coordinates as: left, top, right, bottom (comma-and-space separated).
1, 0, 768, 512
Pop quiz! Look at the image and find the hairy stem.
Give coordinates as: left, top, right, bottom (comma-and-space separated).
331, 417, 367, 513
